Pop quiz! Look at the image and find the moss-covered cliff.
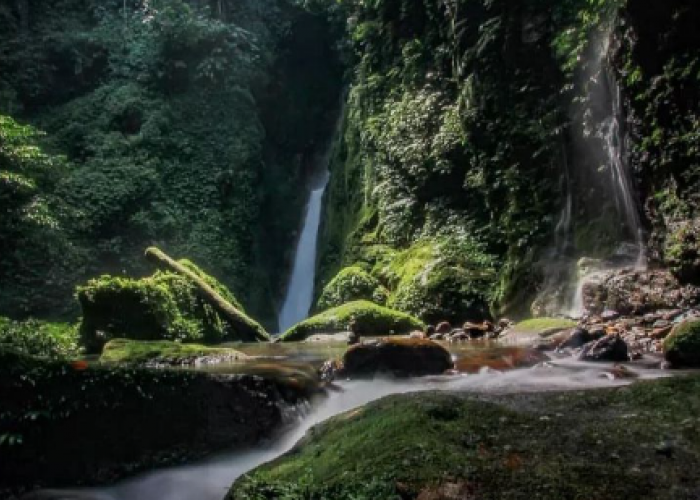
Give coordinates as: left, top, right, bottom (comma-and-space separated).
316, 0, 700, 320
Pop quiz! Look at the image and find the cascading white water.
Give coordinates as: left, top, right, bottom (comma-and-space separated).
277, 173, 330, 333
601, 67, 647, 269
566, 32, 647, 317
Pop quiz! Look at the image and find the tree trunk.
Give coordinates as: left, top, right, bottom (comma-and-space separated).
144, 247, 269, 342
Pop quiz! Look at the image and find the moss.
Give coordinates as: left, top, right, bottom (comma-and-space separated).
279, 300, 424, 342
664, 320, 700, 367
0, 319, 79, 359
232, 375, 700, 499
513, 317, 576, 333
316, 266, 389, 311
77, 258, 266, 353
664, 218, 700, 284
99, 339, 245, 365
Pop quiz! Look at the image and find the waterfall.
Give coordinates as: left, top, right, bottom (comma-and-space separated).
277, 172, 330, 333
566, 31, 647, 317
601, 65, 647, 269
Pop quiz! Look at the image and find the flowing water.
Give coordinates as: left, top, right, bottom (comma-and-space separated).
563, 32, 647, 317
277, 174, 330, 333
31, 341, 671, 500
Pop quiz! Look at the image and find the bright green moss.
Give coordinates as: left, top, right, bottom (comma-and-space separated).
279, 300, 424, 342
77, 258, 265, 353
513, 317, 576, 333
664, 320, 700, 367
232, 376, 700, 499
317, 266, 389, 311
100, 339, 245, 364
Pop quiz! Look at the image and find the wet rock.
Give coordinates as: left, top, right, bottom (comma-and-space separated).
454, 347, 547, 373
410, 330, 427, 339
579, 334, 630, 362
429, 333, 445, 341
425, 325, 436, 336
341, 338, 453, 377
436, 321, 452, 334
602, 310, 620, 321
583, 269, 700, 315
449, 331, 469, 342
560, 327, 603, 350
653, 319, 671, 329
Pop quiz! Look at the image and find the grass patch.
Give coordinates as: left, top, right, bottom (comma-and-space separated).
513, 317, 576, 333
100, 339, 245, 364
280, 300, 423, 342
232, 375, 700, 499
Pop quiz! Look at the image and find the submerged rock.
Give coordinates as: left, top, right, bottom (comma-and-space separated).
341, 338, 453, 378
579, 334, 629, 362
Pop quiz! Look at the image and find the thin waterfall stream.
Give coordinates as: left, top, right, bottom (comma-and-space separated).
564, 31, 648, 317
277, 173, 329, 333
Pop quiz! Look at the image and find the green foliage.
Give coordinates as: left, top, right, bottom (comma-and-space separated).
77, 258, 257, 353
0, 0, 343, 327
0, 115, 83, 317
280, 300, 423, 342
664, 320, 700, 367
318, 0, 578, 318
100, 338, 244, 365
0, 318, 79, 359
317, 266, 388, 311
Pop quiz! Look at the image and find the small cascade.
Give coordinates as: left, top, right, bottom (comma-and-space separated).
600, 66, 647, 269
565, 31, 647, 317
277, 172, 330, 333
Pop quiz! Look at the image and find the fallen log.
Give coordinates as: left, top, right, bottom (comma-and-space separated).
145, 247, 269, 342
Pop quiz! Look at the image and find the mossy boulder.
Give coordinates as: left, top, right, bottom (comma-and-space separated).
231, 376, 700, 499
376, 238, 495, 325
664, 218, 700, 284
100, 339, 247, 365
78, 259, 268, 353
317, 266, 389, 311
512, 317, 576, 333
279, 301, 424, 342
664, 320, 700, 367
341, 338, 453, 378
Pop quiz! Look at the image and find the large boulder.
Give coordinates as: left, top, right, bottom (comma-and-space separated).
664, 320, 700, 367
582, 269, 700, 315
279, 301, 424, 342
341, 338, 453, 377
78, 258, 268, 353
579, 334, 629, 362
317, 266, 389, 311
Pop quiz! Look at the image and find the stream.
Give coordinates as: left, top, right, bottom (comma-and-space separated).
32, 342, 671, 500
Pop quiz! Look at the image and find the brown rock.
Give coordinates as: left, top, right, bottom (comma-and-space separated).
341, 338, 453, 377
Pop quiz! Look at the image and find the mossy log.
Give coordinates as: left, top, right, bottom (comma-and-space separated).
145, 247, 269, 341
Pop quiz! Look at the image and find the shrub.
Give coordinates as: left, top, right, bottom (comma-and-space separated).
0, 318, 79, 359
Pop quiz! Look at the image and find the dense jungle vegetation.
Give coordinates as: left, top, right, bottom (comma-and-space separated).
1, 0, 698, 330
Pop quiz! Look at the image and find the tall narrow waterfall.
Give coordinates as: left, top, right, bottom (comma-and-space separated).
278, 100, 345, 333
278, 172, 330, 333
